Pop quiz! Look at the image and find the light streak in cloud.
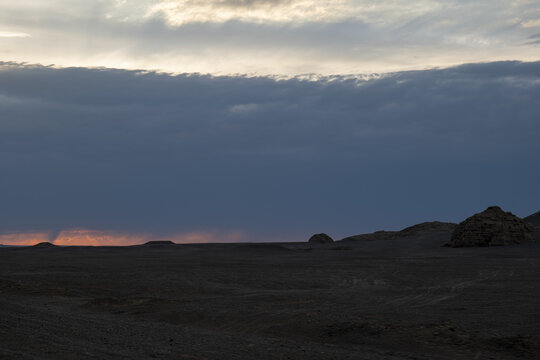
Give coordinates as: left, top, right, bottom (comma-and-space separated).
522, 19, 540, 28
0, 31, 30, 38
147, 0, 439, 26
228, 103, 259, 114
149, 0, 351, 25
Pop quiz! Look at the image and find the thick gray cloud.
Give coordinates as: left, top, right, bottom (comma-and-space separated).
1, 61, 540, 241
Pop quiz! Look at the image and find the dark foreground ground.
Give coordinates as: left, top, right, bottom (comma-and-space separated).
1, 234, 539, 359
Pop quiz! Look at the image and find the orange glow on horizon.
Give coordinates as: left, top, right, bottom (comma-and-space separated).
0, 232, 50, 246
0, 229, 253, 246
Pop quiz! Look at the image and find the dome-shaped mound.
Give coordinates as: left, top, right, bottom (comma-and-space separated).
446, 206, 534, 247
308, 233, 334, 244
32, 242, 56, 248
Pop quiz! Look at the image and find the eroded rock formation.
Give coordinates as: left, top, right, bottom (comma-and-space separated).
446, 206, 534, 247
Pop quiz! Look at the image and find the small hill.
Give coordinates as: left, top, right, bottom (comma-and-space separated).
341, 230, 397, 242
341, 221, 456, 242
399, 221, 457, 236
446, 206, 534, 247
308, 233, 334, 244
32, 242, 56, 248
142, 240, 177, 247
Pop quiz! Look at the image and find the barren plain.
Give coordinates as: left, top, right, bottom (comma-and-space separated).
1, 232, 539, 359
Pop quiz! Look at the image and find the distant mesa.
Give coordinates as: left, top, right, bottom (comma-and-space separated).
308, 233, 334, 244
32, 242, 56, 248
446, 206, 535, 247
142, 240, 176, 246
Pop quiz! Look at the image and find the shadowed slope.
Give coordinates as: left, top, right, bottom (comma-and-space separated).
340, 221, 457, 242
524, 211, 540, 229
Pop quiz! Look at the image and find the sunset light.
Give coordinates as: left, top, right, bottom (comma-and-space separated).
1, 1, 539, 358
0, 229, 253, 246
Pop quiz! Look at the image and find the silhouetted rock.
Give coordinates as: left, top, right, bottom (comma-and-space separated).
142, 240, 176, 246
446, 206, 534, 247
308, 233, 334, 244
32, 242, 56, 248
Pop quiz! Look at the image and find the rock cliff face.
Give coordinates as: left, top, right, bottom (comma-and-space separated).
308, 233, 334, 244
446, 206, 534, 247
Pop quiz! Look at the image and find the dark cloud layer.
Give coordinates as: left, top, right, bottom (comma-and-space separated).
1, 61, 539, 240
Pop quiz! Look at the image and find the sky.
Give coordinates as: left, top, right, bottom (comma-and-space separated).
1, 1, 540, 245
1, 0, 540, 75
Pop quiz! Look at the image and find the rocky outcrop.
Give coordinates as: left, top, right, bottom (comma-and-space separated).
446, 206, 534, 247
308, 233, 334, 244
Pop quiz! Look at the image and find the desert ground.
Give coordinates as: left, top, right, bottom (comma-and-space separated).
1, 231, 539, 359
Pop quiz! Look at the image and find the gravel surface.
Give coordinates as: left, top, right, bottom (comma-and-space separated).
1, 236, 539, 359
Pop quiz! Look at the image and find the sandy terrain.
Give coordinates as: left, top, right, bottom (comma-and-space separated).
1, 233, 539, 359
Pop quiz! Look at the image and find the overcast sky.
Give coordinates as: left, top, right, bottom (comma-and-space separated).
1, 0, 539, 75
1, 1, 539, 245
